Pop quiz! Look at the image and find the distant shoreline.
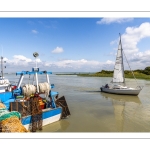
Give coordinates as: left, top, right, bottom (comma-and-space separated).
56, 72, 150, 80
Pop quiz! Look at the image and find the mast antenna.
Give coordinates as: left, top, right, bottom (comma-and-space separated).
33, 52, 39, 68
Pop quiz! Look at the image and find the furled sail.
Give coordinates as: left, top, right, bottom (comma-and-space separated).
112, 34, 125, 83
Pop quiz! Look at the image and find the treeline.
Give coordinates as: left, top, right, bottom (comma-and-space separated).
131, 66, 150, 75
77, 66, 150, 79
97, 66, 150, 75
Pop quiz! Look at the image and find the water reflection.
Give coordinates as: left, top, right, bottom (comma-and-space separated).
101, 92, 142, 132
101, 92, 141, 104
41, 119, 70, 132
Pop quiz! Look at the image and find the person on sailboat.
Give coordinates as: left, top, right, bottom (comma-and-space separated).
105, 84, 109, 88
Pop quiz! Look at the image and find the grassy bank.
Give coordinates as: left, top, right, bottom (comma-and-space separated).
56, 67, 150, 80
56, 73, 150, 80
78, 72, 150, 80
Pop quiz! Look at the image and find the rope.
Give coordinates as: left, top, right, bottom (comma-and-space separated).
22, 84, 36, 97
122, 50, 141, 89
38, 82, 51, 97
22, 82, 50, 97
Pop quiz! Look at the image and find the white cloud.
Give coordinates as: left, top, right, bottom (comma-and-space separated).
35, 58, 42, 63
51, 47, 64, 53
119, 22, 150, 55
43, 58, 115, 71
127, 50, 150, 69
110, 39, 118, 45
32, 30, 38, 34
110, 22, 150, 70
13, 55, 32, 62
3, 57, 8, 61
97, 18, 133, 24
6, 55, 42, 68
5, 54, 115, 72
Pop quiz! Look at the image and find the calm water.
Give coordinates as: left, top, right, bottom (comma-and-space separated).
5, 74, 150, 132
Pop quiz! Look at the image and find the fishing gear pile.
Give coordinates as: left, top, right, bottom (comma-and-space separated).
0, 103, 28, 132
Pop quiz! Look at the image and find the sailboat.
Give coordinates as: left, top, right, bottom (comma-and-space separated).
100, 33, 142, 96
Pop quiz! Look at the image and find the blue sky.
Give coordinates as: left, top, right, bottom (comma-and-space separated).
1, 17, 150, 73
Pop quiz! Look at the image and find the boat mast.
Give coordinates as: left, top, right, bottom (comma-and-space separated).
119, 33, 125, 84
1, 56, 3, 78
33, 52, 39, 93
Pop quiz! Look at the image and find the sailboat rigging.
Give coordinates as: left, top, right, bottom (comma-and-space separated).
100, 33, 142, 96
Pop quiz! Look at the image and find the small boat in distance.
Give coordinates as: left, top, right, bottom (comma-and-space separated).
100, 33, 142, 96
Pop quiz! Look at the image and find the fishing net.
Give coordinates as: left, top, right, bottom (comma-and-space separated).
0, 102, 29, 132
0, 116, 28, 132
0, 109, 21, 121
0, 103, 6, 109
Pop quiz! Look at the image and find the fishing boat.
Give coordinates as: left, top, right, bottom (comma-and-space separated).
0, 52, 70, 132
100, 33, 142, 96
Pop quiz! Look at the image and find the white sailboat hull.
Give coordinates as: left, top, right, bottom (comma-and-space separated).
100, 87, 141, 95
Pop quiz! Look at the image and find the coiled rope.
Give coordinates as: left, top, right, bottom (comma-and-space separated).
22, 84, 36, 97
38, 82, 51, 97
22, 83, 51, 97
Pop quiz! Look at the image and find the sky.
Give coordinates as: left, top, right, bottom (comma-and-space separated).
1, 17, 150, 73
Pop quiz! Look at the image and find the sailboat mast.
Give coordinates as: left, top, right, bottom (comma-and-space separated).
1, 56, 3, 78
119, 33, 125, 83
